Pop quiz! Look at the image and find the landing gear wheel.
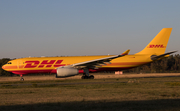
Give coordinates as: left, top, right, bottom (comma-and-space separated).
81, 75, 94, 79
20, 78, 24, 81
89, 75, 94, 79
81, 76, 88, 79
81, 76, 85, 79
20, 74, 24, 81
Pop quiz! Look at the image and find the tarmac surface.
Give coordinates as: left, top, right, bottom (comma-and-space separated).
0, 73, 180, 87
1, 73, 180, 81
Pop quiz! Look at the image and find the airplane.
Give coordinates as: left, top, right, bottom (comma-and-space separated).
2, 28, 176, 81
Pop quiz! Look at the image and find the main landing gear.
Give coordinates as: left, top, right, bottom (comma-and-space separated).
20, 75, 24, 81
81, 68, 94, 79
81, 75, 94, 79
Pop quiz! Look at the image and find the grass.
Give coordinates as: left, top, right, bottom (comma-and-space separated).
165, 82, 180, 86
0, 76, 180, 110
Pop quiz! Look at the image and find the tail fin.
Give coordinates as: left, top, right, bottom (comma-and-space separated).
136, 28, 173, 55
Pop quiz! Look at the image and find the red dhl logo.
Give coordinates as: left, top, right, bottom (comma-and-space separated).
24, 60, 66, 68
147, 44, 166, 48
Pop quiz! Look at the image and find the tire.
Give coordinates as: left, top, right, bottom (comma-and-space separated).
89, 75, 94, 79
20, 78, 24, 81
81, 76, 85, 79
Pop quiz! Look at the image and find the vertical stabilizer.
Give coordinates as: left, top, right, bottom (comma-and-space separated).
136, 28, 172, 55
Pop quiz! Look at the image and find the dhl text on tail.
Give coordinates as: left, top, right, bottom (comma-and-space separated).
2, 28, 177, 81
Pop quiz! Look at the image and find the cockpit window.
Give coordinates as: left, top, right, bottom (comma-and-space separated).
7, 62, 12, 64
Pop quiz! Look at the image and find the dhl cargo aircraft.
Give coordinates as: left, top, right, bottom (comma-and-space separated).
2, 28, 177, 81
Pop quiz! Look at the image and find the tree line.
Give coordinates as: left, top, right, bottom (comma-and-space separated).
0, 54, 180, 76
124, 54, 180, 73
0, 58, 12, 76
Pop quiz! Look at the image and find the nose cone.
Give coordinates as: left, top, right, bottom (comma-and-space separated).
2, 65, 6, 70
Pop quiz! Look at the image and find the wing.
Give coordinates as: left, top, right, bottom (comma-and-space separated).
56, 50, 128, 78
68, 54, 124, 69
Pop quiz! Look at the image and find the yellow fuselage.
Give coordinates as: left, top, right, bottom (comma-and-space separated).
2, 54, 152, 75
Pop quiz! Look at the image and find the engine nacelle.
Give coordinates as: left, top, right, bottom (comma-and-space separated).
56, 66, 79, 78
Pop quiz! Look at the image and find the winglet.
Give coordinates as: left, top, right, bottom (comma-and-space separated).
121, 49, 130, 55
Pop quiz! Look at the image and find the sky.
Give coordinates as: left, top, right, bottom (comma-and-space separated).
0, 0, 180, 59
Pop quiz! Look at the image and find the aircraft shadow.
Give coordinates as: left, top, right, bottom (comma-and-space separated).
1, 99, 180, 111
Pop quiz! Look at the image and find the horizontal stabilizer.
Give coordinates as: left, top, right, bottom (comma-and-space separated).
151, 51, 177, 61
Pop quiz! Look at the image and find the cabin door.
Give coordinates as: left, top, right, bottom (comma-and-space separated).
18, 60, 23, 69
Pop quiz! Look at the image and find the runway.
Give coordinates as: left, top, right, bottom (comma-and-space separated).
1, 73, 180, 82
0, 73, 180, 87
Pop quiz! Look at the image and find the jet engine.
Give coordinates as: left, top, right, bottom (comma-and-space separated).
56, 66, 78, 78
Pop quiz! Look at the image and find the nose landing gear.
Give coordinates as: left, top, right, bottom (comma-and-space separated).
20, 74, 24, 81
